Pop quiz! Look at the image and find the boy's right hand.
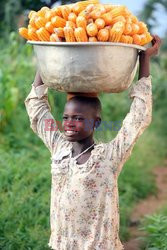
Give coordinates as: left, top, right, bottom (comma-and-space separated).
33, 71, 44, 87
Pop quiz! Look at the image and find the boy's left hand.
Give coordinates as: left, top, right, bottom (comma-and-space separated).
140, 35, 162, 58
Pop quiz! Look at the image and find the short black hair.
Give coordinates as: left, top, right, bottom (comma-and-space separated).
67, 95, 102, 118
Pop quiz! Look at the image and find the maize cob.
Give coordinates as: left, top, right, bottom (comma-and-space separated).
138, 21, 148, 34
124, 7, 131, 18
74, 27, 88, 42
68, 12, 77, 23
19, 27, 29, 40
145, 32, 153, 44
61, 6, 71, 20
28, 10, 37, 19
86, 23, 98, 37
72, 3, 85, 15
130, 15, 138, 24
101, 12, 112, 25
133, 34, 141, 45
90, 9, 102, 20
77, 0, 99, 8
97, 28, 109, 41
130, 23, 140, 35
66, 21, 76, 29
96, 4, 106, 14
105, 25, 112, 30
111, 16, 126, 25
123, 23, 132, 35
85, 4, 95, 13
95, 18, 105, 29
140, 34, 147, 46
79, 10, 91, 20
29, 16, 37, 29
51, 16, 66, 28
89, 36, 97, 42
54, 27, 65, 38
64, 27, 76, 42
104, 4, 115, 12
35, 16, 46, 29
28, 28, 39, 41
28, 24, 34, 30
52, 7, 62, 17
120, 35, 133, 44
36, 27, 50, 41
110, 6, 126, 19
126, 16, 132, 24
50, 33, 62, 42
76, 16, 87, 29
45, 22, 54, 33
109, 21, 125, 42
45, 10, 55, 22
38, 7, 50, 17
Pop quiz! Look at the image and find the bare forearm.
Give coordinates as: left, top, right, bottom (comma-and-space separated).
138, 52, 150, 80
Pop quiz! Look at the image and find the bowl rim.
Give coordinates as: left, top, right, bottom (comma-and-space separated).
27, 41, 146, 51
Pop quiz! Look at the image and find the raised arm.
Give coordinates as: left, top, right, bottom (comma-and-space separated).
24, 71, 65, 155
106, 35, 161, 176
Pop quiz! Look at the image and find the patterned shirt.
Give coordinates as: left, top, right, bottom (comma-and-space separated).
24, 76, 152, 250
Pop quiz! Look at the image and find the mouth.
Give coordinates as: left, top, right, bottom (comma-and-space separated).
64, 130, 79, 136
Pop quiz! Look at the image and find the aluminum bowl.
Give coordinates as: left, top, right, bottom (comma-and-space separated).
28, 41, 146, 93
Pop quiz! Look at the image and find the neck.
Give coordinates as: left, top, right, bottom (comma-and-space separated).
72, 136, 95, 155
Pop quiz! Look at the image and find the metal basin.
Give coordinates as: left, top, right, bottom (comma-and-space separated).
28, 41, 146, 93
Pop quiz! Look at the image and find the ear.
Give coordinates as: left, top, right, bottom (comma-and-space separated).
94, 117, 101, 129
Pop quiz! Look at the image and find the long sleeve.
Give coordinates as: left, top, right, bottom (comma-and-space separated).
24, 83, 65, 155
106, 76, 152, 176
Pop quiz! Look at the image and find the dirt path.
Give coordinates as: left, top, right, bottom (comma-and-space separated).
123, 163, 167, 250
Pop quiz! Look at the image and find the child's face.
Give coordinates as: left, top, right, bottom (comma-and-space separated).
62, 101, 97, 142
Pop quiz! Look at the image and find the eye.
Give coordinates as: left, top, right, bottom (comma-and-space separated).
63, 116, 68, 120
75, 117, 84, 121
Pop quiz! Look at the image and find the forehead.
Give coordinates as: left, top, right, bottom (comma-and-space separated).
64, 101, 94, 116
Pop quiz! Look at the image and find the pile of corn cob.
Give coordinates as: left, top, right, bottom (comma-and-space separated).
19, 0, 152, 46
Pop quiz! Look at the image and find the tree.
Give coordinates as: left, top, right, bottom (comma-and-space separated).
140, 0, 167, 31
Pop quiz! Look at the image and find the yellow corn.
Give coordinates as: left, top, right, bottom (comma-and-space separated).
37, 27, 50, 41
19, 27, 29, 40
130, 15, 138, 24
64, 27, 76, 42
38, 6, 50, 17
66, 21, 76, 29
123, 23, 132, 35
85, 4, 95, 13
68, 12, 77, 23
120, 35, 133, 44
95, 18, 105, 29
110, 6, 126, 19
74, 27, 88, 42
76, 16, 87, 29
90, 9, 102, 20
45, 10, 55, 22
133, 34, 141, 45
77, 0, 99, 8
72, 3, 85, 15
111, 16, 126, 25
87, 18, 94, 24
104, 4, 115, 12
45, 22, 54, 33
50, 33, 62, 42
140, 34, 147, 46
52, 7, 62, 17
145, 32, 153, 44
61, 5, 71, 20
86, 23, 98, 37
96, 4, 106, 14
28, 10, 37, 19
109, 21, 125, 42
138, 21, 148, 34
89, 36, 97, 42
51, 16, 66, 28
97, 28, 109, 41
101, 12, 112, 25
35, 16, 46, 28
54, 27, 65, 38
29, 16, 37, 29
79, 10, 91, 20
28, 28, 39, 41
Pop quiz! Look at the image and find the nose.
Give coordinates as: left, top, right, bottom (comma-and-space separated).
64, 119, 76, 128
